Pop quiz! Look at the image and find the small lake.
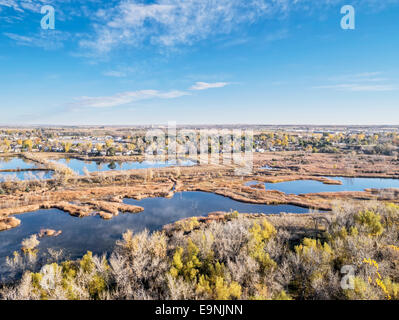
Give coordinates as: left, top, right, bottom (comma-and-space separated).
0, 157, 53, 182
51, 158, 197, 175
0, 171, 53, 182
0, 157, 36, 171
245, 177, 399, 195
0, 191, 308, 278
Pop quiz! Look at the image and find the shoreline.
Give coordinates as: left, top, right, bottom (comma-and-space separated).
1, 152, 398, 233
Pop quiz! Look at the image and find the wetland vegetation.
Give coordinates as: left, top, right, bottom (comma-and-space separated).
0, 126, 398, 300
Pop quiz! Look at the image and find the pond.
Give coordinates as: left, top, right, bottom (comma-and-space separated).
0, 157, 53, 182
245, 177, 399, 195
51, 158, 197, 175
0, 191, 308, 277
0, 157, 36, 171
0, 171, 53, 182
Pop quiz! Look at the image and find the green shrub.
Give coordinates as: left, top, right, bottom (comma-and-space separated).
355, 210, 384, 236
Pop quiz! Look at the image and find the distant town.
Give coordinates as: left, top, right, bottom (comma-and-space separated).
0, 125, 398, 157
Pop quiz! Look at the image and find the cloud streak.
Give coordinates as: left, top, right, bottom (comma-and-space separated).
79, 0, 285, 53
79, 0, 399, 54
0, 0, 44, 13
70, 80, 229, 109
314, 72, 396, 92
313, 84, 395, 92
190, 82, 229, 91
3, 1, 399, 55
4, 31, 70, 50
72, 89, 189, 108
102, 70, 128, 78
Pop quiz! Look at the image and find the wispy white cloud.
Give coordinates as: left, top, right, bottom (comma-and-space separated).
264, 28, 289, 42
216, 28, 289, 49
0, 0, 102, 25
102, 66, 137, 77
314, 72, 396, 92
313, 84, 395, 92
79, 0, 399, 55
70, 80, 229, 109
72, 89, 189, 108
79, 0, 284, 53
3, 32, 33, 43
0, 0, 92, 14
102, 70, 128, 78
0, 0, 32, 12
4, 31, 70, 50
217, 37, 251, 49
190, 82, 229, 91
327, 72, 387, 82
0, 0, 60, 17
3, 0, 399, 55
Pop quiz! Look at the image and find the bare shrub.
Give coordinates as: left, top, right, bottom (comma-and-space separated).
1, 201, 399, 300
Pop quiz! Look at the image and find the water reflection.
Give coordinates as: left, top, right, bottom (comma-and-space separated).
0, 157, 36, 171
245, 177, 399, 194
0, 171, 53, 182
0, 191, 308, 274
51, 158, 197, 175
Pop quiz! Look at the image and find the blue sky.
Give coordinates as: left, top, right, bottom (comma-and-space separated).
0, 0, 399, 126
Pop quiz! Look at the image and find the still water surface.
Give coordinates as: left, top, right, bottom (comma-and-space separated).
245, 177, 399, 194
0, 191, 309, 274
51, 158, 197, 175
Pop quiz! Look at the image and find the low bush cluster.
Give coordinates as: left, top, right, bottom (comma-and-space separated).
1, 202, 398, 300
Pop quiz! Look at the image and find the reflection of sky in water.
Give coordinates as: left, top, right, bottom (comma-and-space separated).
52, 158, 196, 175
0, 157, 36, 170
0, 157, 52, 181
260, 165, 276, 170
245, 177, 399, 195
0, 191, 308, 275
0, 171, 53, 182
